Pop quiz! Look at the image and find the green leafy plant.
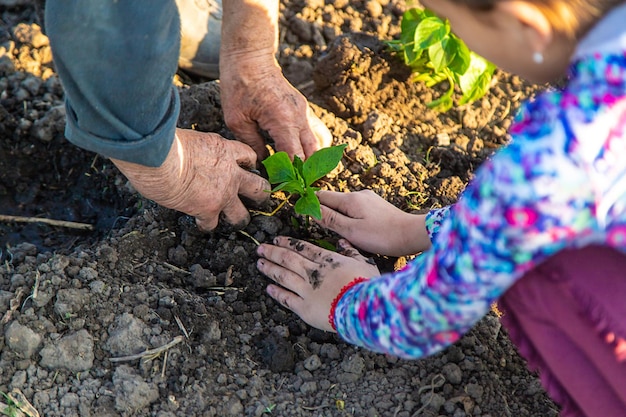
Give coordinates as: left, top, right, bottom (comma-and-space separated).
262, 144, 347, 220
386, 8, 496, 112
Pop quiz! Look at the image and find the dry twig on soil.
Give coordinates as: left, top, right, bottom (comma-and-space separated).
1, 288, 25, 324
0, 214, 94, 231
109, 335, 184, 363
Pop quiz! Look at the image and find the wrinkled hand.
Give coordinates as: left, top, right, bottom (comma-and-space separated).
111, 128, 270, 231
219, 53, 332, 161
316, 190, 432, 257
257, 237, 380, 332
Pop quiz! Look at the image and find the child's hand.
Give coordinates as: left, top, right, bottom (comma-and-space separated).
256, 237, 380, 332
316, 190, 431, 257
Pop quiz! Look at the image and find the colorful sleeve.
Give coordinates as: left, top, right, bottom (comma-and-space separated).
425, 207, 452, 242
334, 92, 601, 359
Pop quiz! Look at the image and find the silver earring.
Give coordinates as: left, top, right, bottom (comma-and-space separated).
533, 52, 544, 64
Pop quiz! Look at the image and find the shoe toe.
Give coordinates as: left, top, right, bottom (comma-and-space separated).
176, 0, 222, 78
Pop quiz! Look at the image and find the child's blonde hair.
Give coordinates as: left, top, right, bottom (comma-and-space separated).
455, 0, 625, 38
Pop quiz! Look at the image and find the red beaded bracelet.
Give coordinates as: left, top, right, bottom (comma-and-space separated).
328, 277, 369, 331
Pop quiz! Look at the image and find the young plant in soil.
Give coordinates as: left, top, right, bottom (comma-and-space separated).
261, 144, 347, 220
0, 391, 21, 417
386, 8, 496, 112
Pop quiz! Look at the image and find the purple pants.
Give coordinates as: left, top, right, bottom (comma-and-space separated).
499, 245, 626, 417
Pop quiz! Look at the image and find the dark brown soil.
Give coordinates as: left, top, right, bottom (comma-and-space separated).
0, 1, 560, 416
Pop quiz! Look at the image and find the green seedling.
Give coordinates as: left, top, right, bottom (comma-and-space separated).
386, 8, 496, 112
0, 392, 18, 417
0, 389, 37, 417
405, 190, 429, 210
262, 144, 347, 220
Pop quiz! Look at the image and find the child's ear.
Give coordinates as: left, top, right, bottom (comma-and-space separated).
495, 1, 553, 55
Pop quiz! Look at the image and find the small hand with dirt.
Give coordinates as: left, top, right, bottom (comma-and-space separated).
219, 52, 332, 161
111, 128, 270, 231
316, 190, 432, 257
257, 237, 380, 332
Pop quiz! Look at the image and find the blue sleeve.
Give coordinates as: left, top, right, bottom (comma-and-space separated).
45, 0, 181, 167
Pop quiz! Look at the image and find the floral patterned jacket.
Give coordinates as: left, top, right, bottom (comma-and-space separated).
334, 5, 626, 358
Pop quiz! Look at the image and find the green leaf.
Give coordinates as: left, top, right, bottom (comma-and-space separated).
294, 189, 322, 219
271, 180, 304, 195
458, 53, 496, 105
428, 35, 457, 73
292, 155, 306, 187
262, 152, 297, 184
414, 16, 448, 51
446, 35, 471, 74
404, 45, 424, 67
302, 144, 347, 186
400, 8, 426, 44
293, 155, 304, 173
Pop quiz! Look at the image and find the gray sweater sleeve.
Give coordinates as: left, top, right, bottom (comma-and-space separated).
45, 0, 181, 167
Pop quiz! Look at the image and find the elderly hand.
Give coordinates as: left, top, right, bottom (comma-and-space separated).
219, 52, 332, 161
111, 128, 270, 231
256, 237, 380, 332
219, 0, 332, 161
